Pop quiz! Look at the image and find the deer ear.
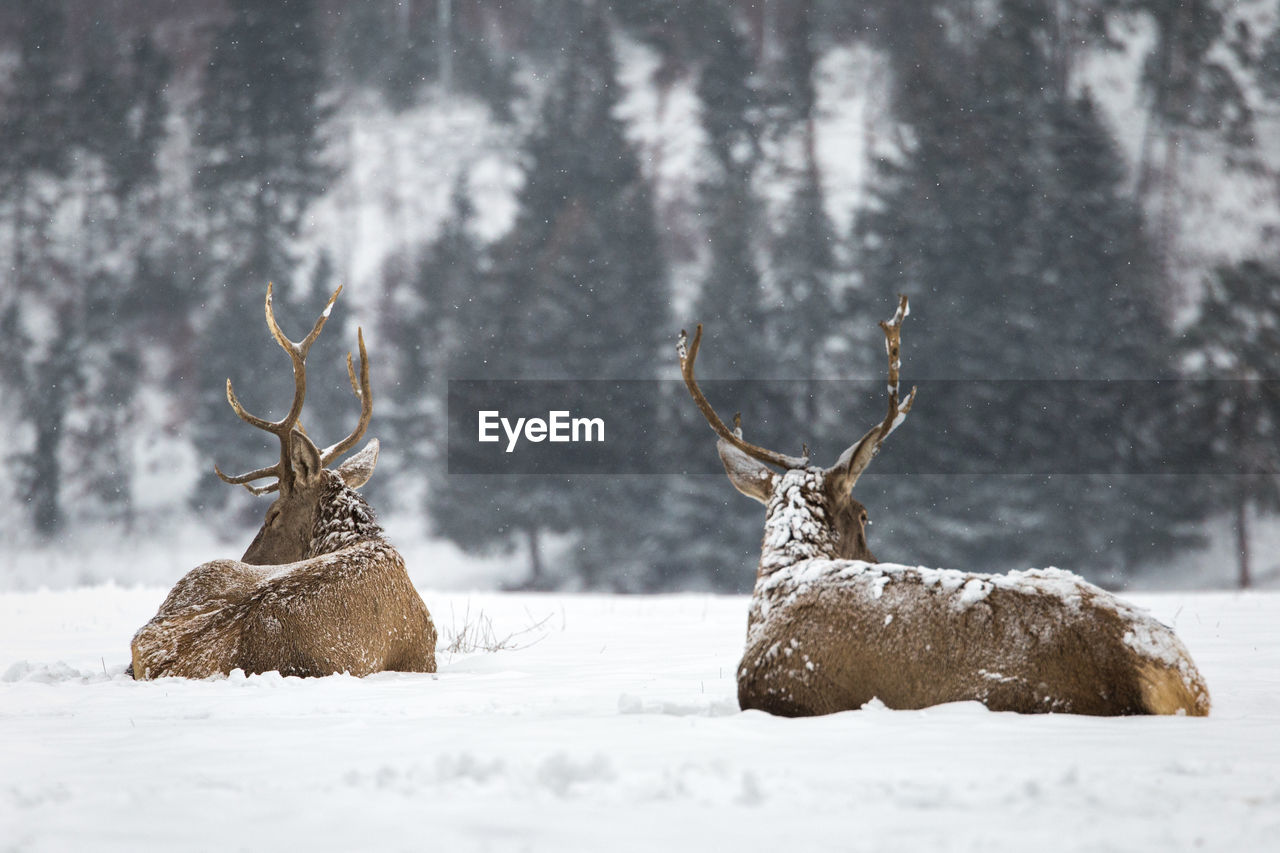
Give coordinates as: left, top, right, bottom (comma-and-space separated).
289, 430, 324, 486
336, 438, 379, 489
717, 440, 776, 505
824, 432, 874, 498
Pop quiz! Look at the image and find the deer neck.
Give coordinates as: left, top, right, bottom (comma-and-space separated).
759, 468, 842, 577
306, 473, 387, 558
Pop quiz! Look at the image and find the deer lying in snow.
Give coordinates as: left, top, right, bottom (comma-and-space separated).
678, 296, 1210, 717
130, 285, 437, 679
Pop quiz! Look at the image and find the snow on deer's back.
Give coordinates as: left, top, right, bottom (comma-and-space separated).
742, 551, 1209, 717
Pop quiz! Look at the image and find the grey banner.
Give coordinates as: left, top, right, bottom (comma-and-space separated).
445, 379, 1277, 475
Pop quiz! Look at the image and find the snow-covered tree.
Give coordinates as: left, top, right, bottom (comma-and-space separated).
1179, 260, 1280, 588
190, 0, 337, 513
860, 0, 1197, 577
426, 5, 669, 588
0, 2, 74, 535
61, 31, 172, 532
0, 7, 170, 536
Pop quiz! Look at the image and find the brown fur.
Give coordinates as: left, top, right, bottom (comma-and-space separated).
131, 468, 437, 679
726, 462, 1210, 717
738, 558, 1210, 717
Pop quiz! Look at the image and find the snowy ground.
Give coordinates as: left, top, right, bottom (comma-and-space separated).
1, 587, 1277, 852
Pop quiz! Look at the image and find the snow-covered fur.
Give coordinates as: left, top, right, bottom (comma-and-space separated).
130, 470, 436, 680
737, 468, 1211, 717
307, 474, 385, 557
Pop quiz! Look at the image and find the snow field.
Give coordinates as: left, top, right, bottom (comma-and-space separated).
1, 587, 1278, 852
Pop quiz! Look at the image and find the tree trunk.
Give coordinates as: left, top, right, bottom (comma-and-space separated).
12, 176, 28, 295
437, 0, 452, 92
31, 381, 67, 536
1235, 492, 1251, 589
527, 526, 544, 586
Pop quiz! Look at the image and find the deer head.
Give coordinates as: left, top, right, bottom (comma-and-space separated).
679, 295, 916, 566
214, 284, 378, 565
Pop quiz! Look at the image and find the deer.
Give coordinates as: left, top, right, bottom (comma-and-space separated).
130, 284, 437, 679
678, 296, 1210, 717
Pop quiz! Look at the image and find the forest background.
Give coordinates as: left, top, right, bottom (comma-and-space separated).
3, 0, 1280, 593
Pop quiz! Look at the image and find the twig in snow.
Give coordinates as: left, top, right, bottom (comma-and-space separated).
441, 602, 553, 657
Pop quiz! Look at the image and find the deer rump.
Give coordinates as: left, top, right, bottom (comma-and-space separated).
738, 560, 1211, 718
131, 538, 436, 680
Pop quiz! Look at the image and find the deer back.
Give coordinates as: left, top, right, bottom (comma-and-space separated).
739, 560, 1210, 717
132, 470, 437, 679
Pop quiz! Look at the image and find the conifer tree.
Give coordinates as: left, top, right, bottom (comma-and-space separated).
64, 31, 172, 531
657, 0, 847, 591
765, 0, 840, 403
691, 1, 765, 378
0, 2, 73, 534
650, 1, 776, 591
402, 184, 523, 568
860, 0, 1197, 576
384, 181, 483, 478
0, 9, 172, 535
427, 5, 668, 588
1179, 260, 1280, 588
190, 0, 336, 513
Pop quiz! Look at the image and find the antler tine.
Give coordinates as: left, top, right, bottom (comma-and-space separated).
678, 324, 809, 470
223, 282, 334, 436
213, 461, 283, 496
224, 379, 276, 431
263, 283, 343, 359
878, 293, 917, 431
213, 462, 280, 485
320, 326, 373, 466
834, 294, 918, 486
296, 284, 344, 358
266, 283, 343, 433
879, 294, 912, 410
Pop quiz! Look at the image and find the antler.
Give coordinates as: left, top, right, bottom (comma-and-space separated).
213, 283, 355, 495
678, 324, 810, 470
828, 294, 917, 486
319, 327, 371, 466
